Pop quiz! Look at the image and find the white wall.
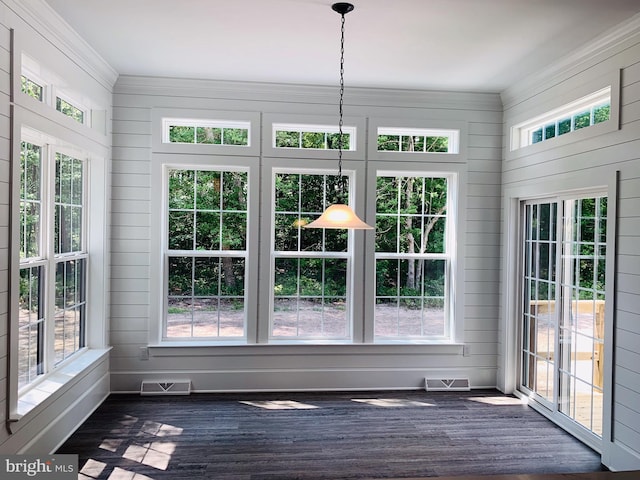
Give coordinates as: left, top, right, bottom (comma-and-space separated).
110, 76, 503, 393
500, 15, 640, 471
0, 0, 115, 454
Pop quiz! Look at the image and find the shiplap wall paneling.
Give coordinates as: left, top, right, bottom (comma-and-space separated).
110, 76, 503, 393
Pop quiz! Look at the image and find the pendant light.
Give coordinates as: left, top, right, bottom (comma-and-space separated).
304, 2, 373, 230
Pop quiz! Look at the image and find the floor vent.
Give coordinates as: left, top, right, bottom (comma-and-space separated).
141, 380, 191, 396
425, 378, 470, 391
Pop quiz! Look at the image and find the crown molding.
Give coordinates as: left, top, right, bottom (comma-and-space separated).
3, 0, 118, 90
115, 75, 503, 112
501, 12, 640, 109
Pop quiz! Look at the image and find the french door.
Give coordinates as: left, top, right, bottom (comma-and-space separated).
520, 194, 606, 446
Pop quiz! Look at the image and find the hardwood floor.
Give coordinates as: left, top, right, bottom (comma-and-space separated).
59, 390, 608, 480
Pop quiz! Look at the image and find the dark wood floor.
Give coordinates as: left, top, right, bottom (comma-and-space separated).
59, 389, 608, 480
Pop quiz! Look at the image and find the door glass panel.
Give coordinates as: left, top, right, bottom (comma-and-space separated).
521, 202, 557, 404
558, 196, 606, 436
520, 196, 606, 439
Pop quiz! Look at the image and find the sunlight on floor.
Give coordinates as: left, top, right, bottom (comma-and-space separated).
240, 400, 319, 409
123, 442, 175, 470
351, 398, 435, 407
467, 396, 526, 406
107, 467, 154, 479
99, 438, 123, 453
139, 420, 183, 437
79, 459, 107, 478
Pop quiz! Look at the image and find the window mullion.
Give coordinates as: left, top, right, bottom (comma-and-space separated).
44, 145, 57, 375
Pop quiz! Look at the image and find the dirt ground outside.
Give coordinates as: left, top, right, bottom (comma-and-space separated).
166, 299, 445, 338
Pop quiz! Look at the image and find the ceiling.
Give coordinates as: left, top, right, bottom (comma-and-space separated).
45, 0, 640, 93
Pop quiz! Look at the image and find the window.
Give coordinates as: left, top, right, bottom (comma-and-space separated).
163, 118, 250, 146
511, 87, 611, 150
271, 171, 352, 340
18, 139, 87, 389
56, 96, 85, 124
164, 168, 249, 339
377, 128, 459, 153
21, 75, 43, 101
20, 54, 101, 131
272, 123, 356, 151
375, 174, 451, 339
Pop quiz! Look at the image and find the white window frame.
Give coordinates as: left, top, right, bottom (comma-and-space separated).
20, 53, 49, 104
365, 160, 465, 345
268, 167, 357, 343
506, 70, 620, 160
161, 164, 250, 342
13, 126, 97, 415
54, 90, 90, 127
161, 118, 252, 146
511, 87, 611, 151
271, 122, 357, 151
373, 171, 454, 341
376, 127, 460, 154
149, 154, 260, 346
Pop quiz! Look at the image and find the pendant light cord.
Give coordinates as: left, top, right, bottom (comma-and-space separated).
338, 10, 346, 201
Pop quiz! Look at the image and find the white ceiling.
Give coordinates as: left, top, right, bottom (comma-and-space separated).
45, 0, 640, 93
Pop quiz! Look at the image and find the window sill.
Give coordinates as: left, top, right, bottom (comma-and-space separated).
12, 348, 111, 424
148, 342, 464, 357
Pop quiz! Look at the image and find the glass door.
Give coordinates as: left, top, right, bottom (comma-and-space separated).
520, 195, 606, 443
521, 202, 558, 408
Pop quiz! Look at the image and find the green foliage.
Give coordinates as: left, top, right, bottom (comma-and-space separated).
20, 142, 42, 259
55, 153, 84, 254
377, 135, 448, 152
56, 97, 84, 124
169, 125, 249, 145
273, 129, 350, 150
21, 75, 43, 101
573, 110, 591, 130
593, 104, 610, 124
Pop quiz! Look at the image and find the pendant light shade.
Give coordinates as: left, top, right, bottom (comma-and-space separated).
304, 2, 373, 230
304, 203, 374, 229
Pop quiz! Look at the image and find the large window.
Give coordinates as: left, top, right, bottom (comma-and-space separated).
375, 174, 451, 339
18, 139, 87, 389
271, 171, 352, 340
164, 167, 249, 339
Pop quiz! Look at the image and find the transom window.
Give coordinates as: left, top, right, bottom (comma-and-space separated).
164, 168, 249, 339
21, 75, 44, 101
18, 138, 87, 389
377, 128, 459, 153
375, 174, 451, 339
271, 171, 352, 340
511, 87, 611, 150
56, 96, 86, 125
163, 118, 250, 146
273, 123, 356, 150
21, 54, 95, 129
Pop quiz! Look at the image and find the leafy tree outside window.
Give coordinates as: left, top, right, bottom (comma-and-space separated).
165, 168, 249, 339
375, 175, 449, 339
56, 97, 85, 124
18, 141, 87, 389
21, 75, 43, 101
271, 172, 351, 339
167, 122, 250, 146
272, 124, 355, 151
530, 101, 610, 145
